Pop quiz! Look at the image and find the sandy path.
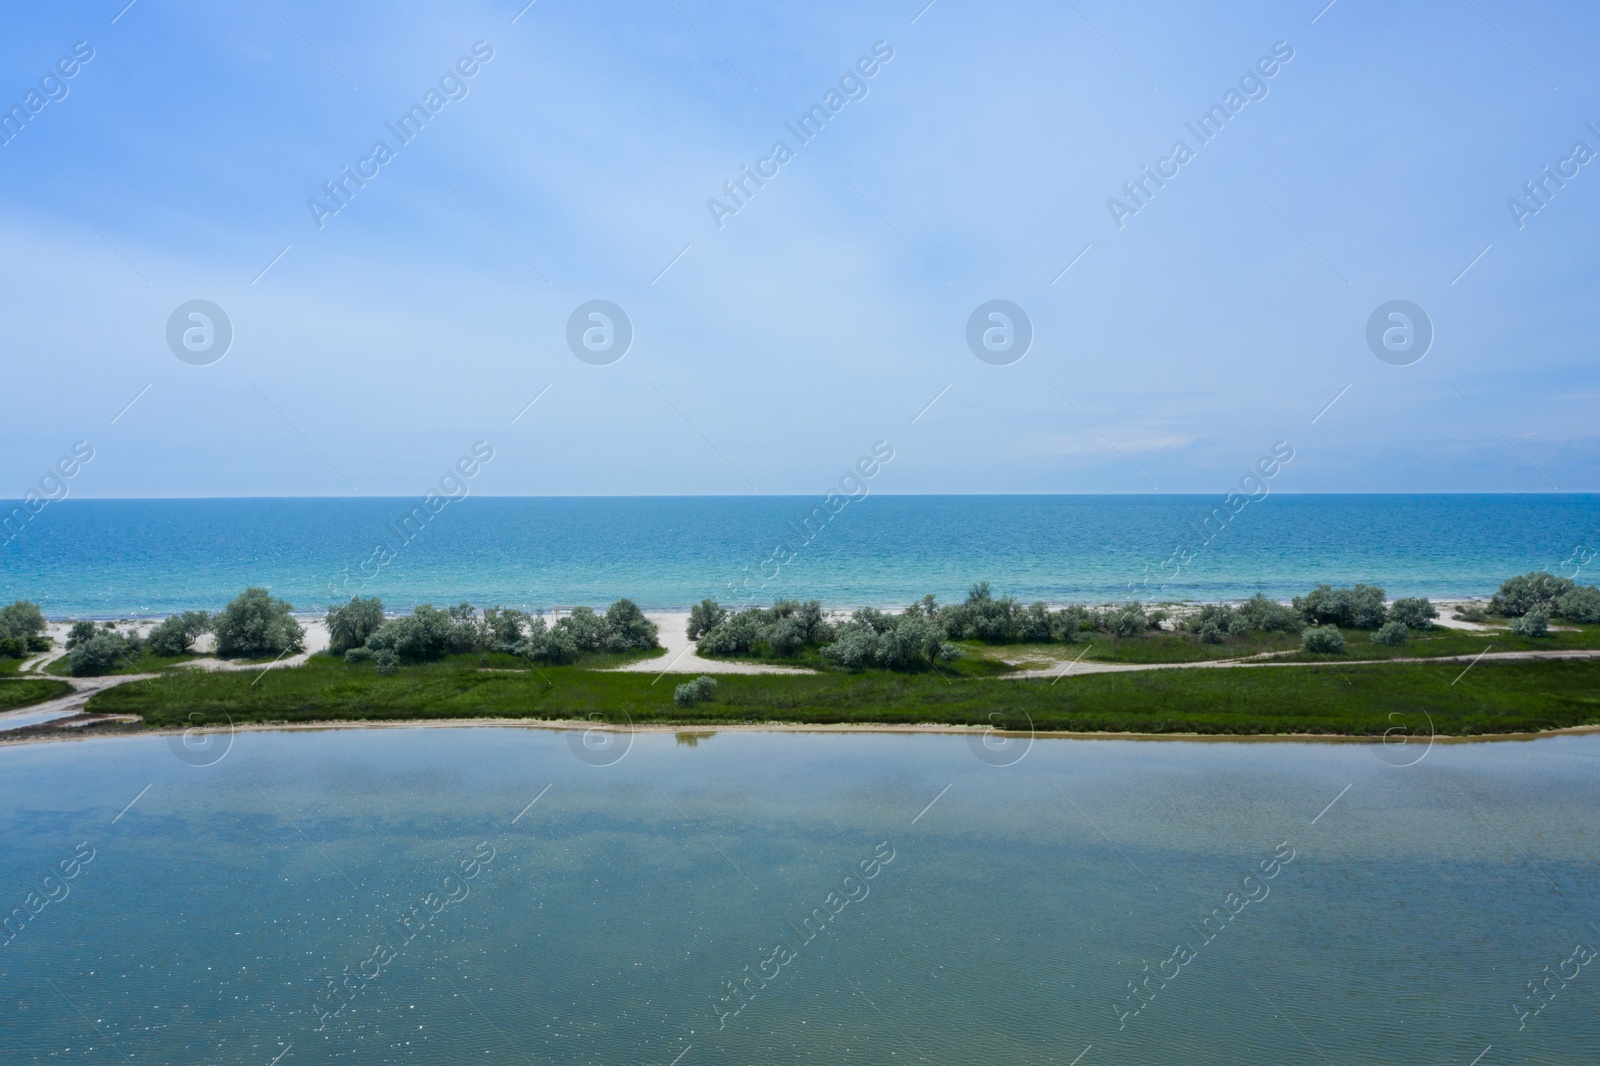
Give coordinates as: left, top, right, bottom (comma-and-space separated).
1001, 647, 1600, 679
605, 613, 817, 675
0, 673, 155, 730
176, 619, 331, 672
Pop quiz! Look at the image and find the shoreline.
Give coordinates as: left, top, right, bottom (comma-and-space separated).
5, 712, 1600, 751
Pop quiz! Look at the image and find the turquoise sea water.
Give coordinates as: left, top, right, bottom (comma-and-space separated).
2, 727, 1598, 1064
1, 495, 1598, 616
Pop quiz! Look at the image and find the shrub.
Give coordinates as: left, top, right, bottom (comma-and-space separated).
939, 582, 1023, 642
146, 611, 212, 657
686, 599, 728, 640
373, 649, 401, 674
70, 631, 134, 676
366, 606, 454, 662
1387, 598, 1437, 630
603, 598, 658, 651
481, 607, 528, 652
1189, 604, 1235, 636
0, 600, 47, 645
1454, 602, 1490, 623
673, 674, 718, 707
1301, 625, 1346, 654
1371, 621, 1409, 646
514, 617, 580, 664
1490, 572, 1574, 617
821, 611, 958, 671
325, 597, 385, 655
443, 603, 488, 654
1294, 584, 1387, 629
557, 607, 608, 652
1100, 604, 1154, 638
26, 635, 50, 652
1509, 607, 1549, 637
65, 620, 98, 650
1556, 585, 1600, 624
1234, 594, 1303, 634
695, 603, 827, 657
343, 647, 374, 663
0, 636, 25, 658
213, 587, 305, 659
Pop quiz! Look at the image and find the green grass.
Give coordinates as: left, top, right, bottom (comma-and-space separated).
45, 650, 202, 676
1279, 622, 1600, 662
0, 678, 72, 711
956, 622, 1600, 667
83, 653, 1600, 738
0, 657, 23, 675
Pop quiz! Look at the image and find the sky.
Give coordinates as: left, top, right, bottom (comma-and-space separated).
1, 0, 1597, 497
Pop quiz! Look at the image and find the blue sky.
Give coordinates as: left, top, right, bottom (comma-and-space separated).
1, 0, 1596, 496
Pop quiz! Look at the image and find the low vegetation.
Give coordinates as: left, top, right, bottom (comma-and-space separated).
334, 596, 660, 671
82, 654, 1600, 738
24, 567, 1600, 740
0, 600, 50, 660
0, 678, 70, 711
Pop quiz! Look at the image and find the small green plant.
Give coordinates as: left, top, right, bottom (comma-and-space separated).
374, 649, 401, 675
1509, 608, 1549, 637
1301, 625, 1346, 655
673, 674, 718, 707
1556, 585, 1600, 624
1371, 621, 1409, 646
1387, 598, 1437, 630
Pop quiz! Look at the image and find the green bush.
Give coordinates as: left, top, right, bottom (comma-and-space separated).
1490, 572, 1573, 617
1371, 621, 1410, 646
1233, 594, 1303, 633
686, 599, 727, 640
513, 616, 581, 664
1301, 625, 1346, 654
1294, 584, 1387, 629
65, 620, 97, 650
374, 649, 401, 675
1387, 598, 1437, 630
673, 674, 718, 707
146, 611, 211, 657
0, 600, 47, 645
1556, 585, 1600, 624
1509, 607, 1549, 637
603, 599, 658, 651
1101, 603, 1156, 638
213, 587, 305, 659
821, 610, 958, 671
0, 636, 25, 658
482, 607, 529, 652
1454, 603, 1490, 623
696, 601, 832, 657
326, 596, 385, 655
70, 631, 137, 676
26, 634, 50, 653
343, 647, 374, 664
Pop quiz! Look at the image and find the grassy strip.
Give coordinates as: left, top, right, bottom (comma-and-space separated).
0, 678, 72, 711
84, 655, 1600, 737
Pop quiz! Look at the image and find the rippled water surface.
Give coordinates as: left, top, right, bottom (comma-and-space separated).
3, 494, 1598, 615
2, 727, 1599, 1064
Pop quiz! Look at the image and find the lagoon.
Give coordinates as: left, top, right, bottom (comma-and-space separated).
3, 727, 1599, 1063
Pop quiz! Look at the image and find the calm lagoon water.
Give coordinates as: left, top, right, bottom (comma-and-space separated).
2, 494, 1598, 616
2, 727, 1599, 1064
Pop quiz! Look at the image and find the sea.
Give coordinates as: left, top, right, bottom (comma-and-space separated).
1, 727, 1597, 1064
1, 494, 1597, 618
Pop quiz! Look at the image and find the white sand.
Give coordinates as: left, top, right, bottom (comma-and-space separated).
605, 613, 817, 675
